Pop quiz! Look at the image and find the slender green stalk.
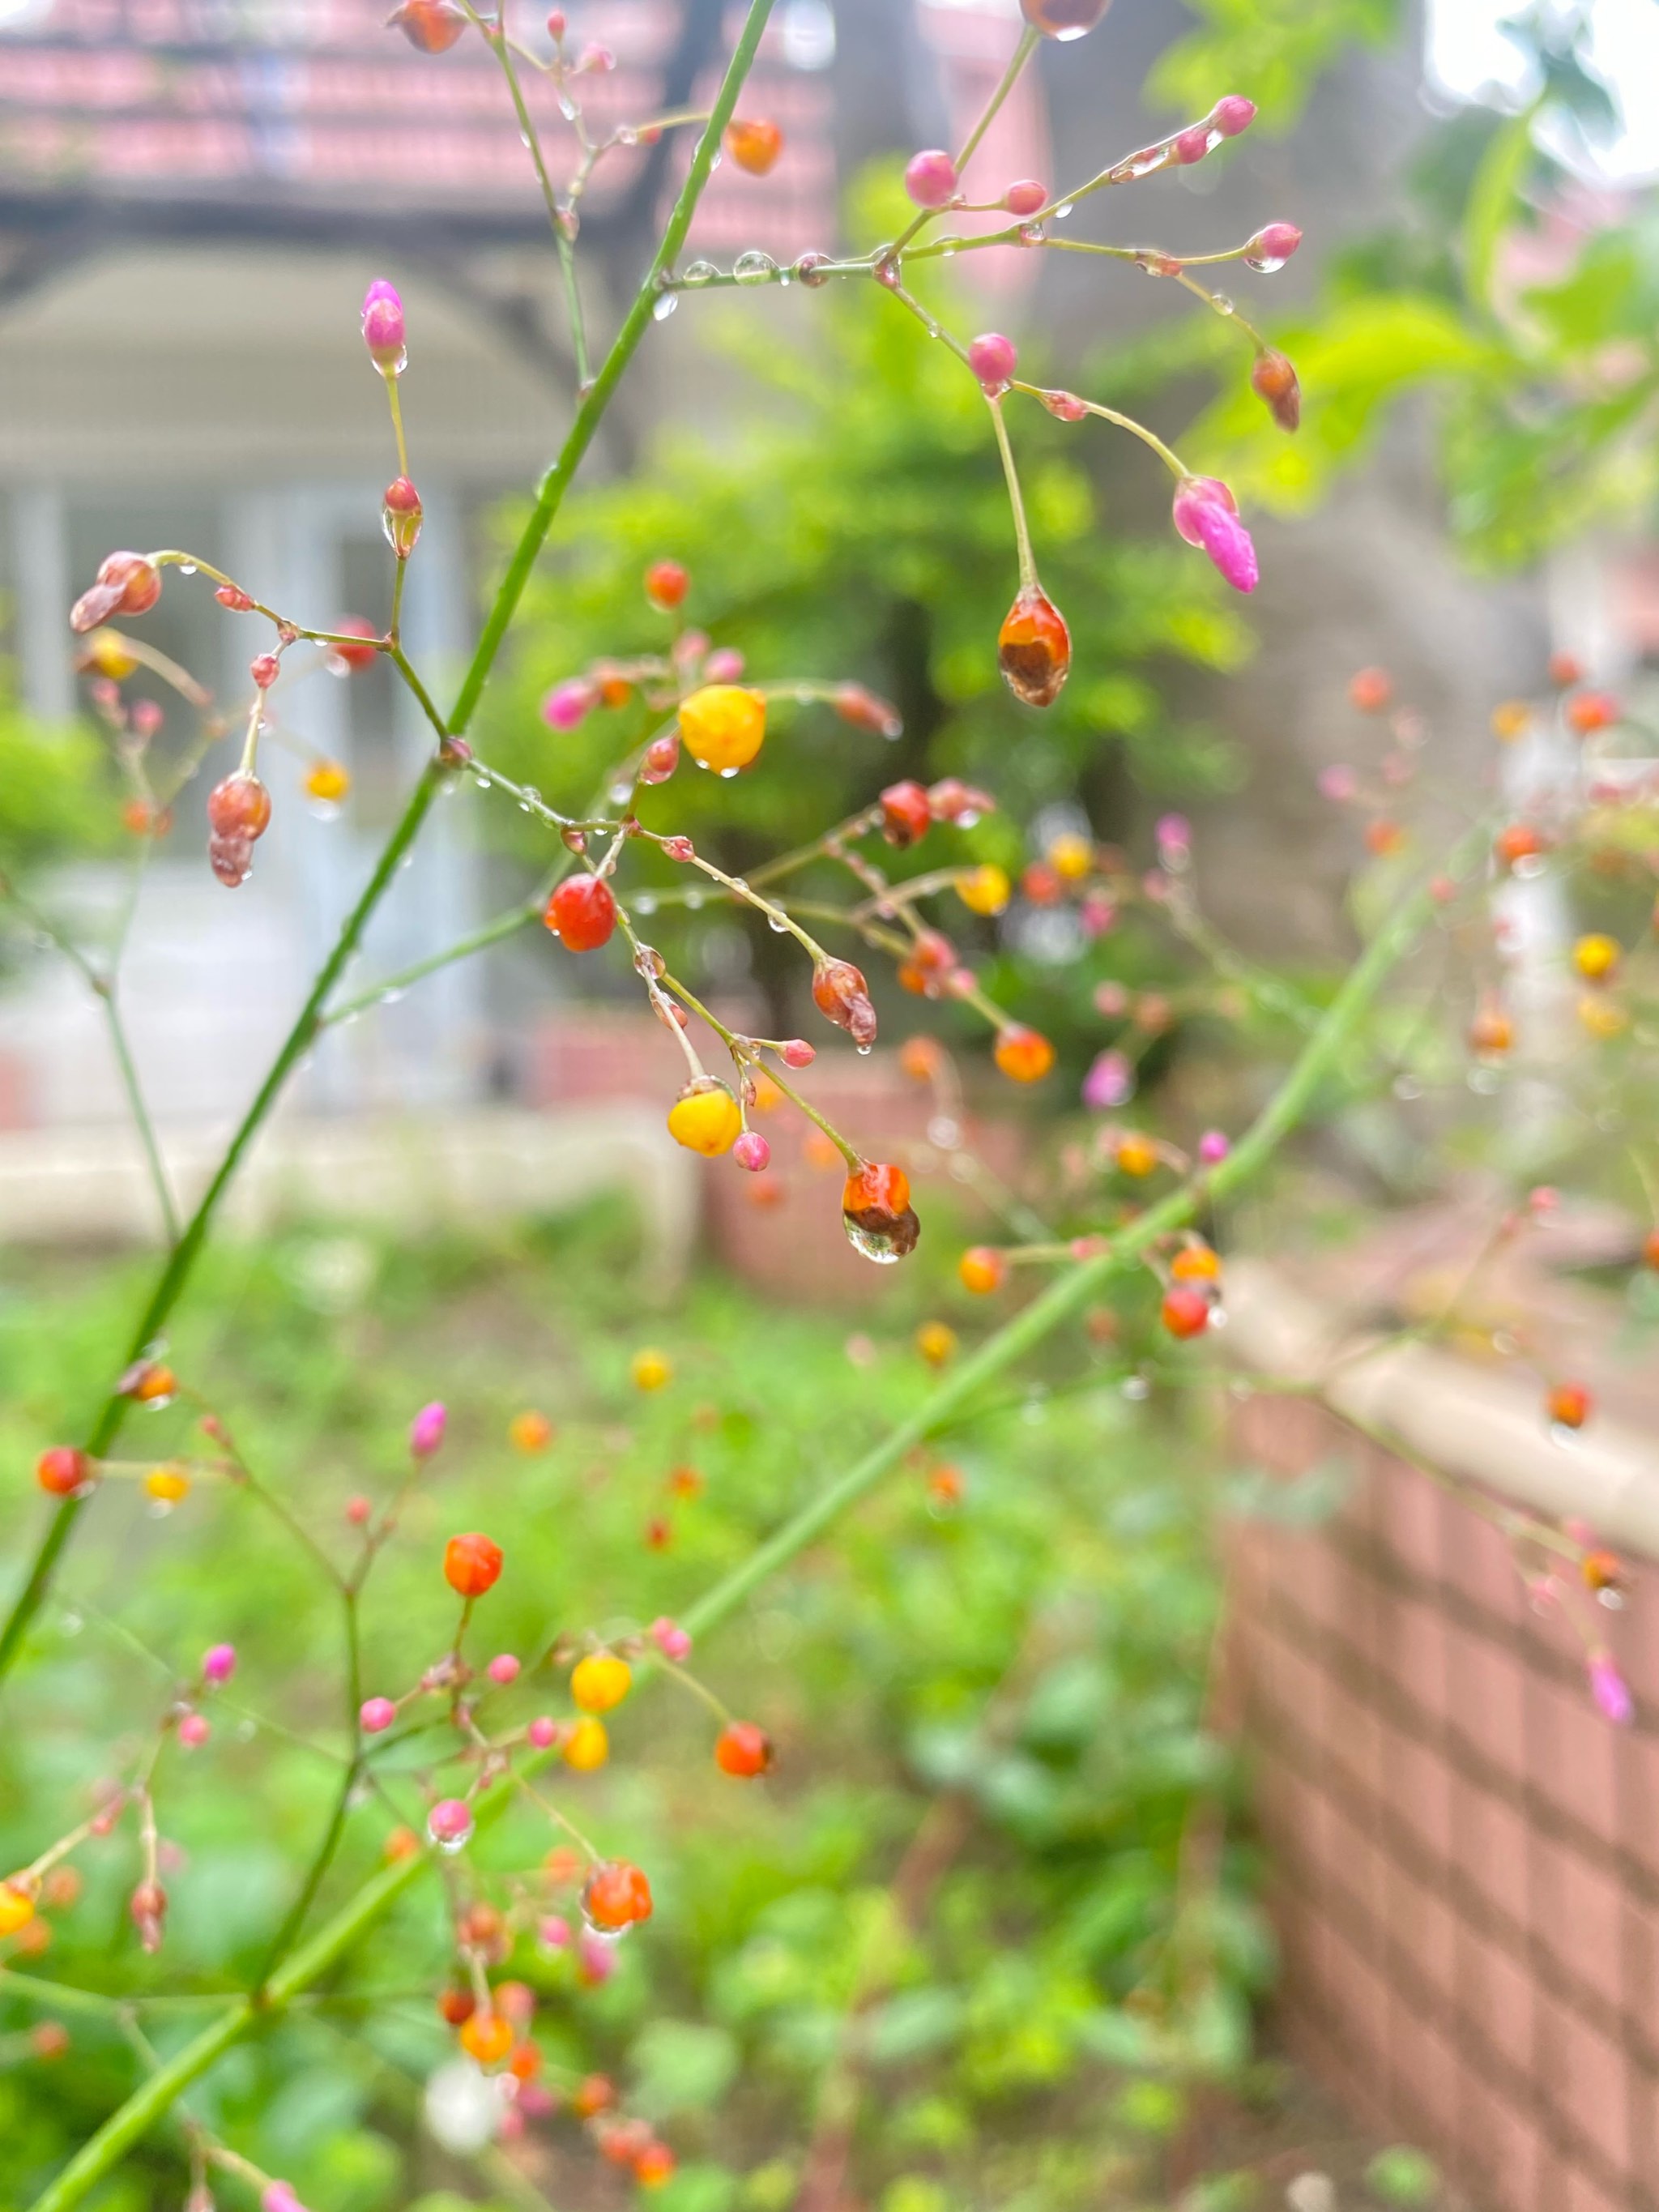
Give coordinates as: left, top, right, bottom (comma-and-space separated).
99, 989, 181, 1245
446, 0, 777, 741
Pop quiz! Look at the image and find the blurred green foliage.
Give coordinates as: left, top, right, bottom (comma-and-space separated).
0, 653, 114, 886
1149, 0, 1401, 131
0, 1208, 1276, 2210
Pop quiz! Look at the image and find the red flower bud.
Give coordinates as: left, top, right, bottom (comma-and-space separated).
997, 584, 1071, 708
387, 0, 469, 52
382, 477, 423, 559
879, 780, 932, 849
70, 552, 162, 634
1250, 348, 1301, 433
812, 958, 878, 1048
544, 873, 617, 951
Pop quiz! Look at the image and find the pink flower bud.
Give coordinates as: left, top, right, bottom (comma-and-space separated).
541, 679, 593, 732
177, 1712, 211, 1748
346, 1494, 373, 1525
1172, 126, 1210, 164
1318, 765, 1357, 802
903, 149, 958, 209
732, 1130, 770, 1172
662, 835, 695, 861
1246, 222, 1302, 271
1198, 1129, 1231, 1165
1589, 1654, 1633, 1726
360, 1697, 396, 1733
1155, 812, 1191, 855
780, 1039, 816, 1068
704, 647, 745, 682
967, 331, 1017, 394
1082, 1050, 1134, 1110
527, 1715, 558, 1749
488, 1653, 520, 1685
539, 1913, 571, 1949
650, 1616, 693, 1661
578, 40, 613, 70
262, 2186, 307, 2212
578, 1928, 616, 1982
1003, 179, 1047, 216
639, 732, 680, 784
1212, 96, 1256, 136
428, 1797, 474, 1847
546, 8, 565, 34
250, 652, 279, 690
361, 280, 407, 374
1171, 476, 1258, 595
382, 476, 423, 560
409, 1401, 446, 1458
202, 1642, 237, 1685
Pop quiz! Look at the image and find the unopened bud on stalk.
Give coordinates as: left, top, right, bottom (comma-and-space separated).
1020, 0, 1110, 36
968, 331, 1018, 395
361, 280, 407, 374
382, 476, 423, 558
1171, 476, 1258, 594
70, 552, 162, 634
903, 148, 958, 209
1250, 348, 1301, 432
386, 0, 468, 52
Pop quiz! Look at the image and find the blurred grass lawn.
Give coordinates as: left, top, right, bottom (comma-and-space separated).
0, 1206, 1273, 2212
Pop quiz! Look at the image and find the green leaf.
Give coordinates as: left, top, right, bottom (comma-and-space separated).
629, 2018, 742, 2116
1148, 0, 1401, 133
1461, 109, 1538, 314
1365, 2146, 1441, 2205
864, 1986, 966, 2065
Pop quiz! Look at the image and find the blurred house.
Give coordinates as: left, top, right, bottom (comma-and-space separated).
0, 0, 1039, 1136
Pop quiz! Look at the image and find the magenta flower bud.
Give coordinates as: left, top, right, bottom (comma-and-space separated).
546, 7, 565, 34
1318, 764, 1357, 802
650, 1616, 693, 1661
409, 1400, 446, 1458
1589, 1654, 1633, 1726
1038, 387, 1090, 424
1003, 179, 1047, 216
428, 1797, 474, 1847
487, 1652, 520, 1685
541, 679, 593, 732
732, 1131, 771, 1173
540, 1913, 572, 1950
1172, 125, 1210, 164
250, 652, 279, 690
202, 1642, 237, 1685
360, 1697, 396, 1733
904, 148, 958, 209
780, 1038, 816, 1068
1155, 812, 1191, 854
1171, 476, 1258, 595
1247, 222, 1302, 270
1080, 894, 1116, 937
177, 1712, 211, 1748
704, 647, 745, 682
577, 39, 613, 70
527, 1715, 558, 1749
361, 280, 407, 375
262, 2185, 306, 2212
1082, 1050, 1134, 1111
1212, 96, 1256, 136
967, 331, 1018, 394
1198, 1129, 1231, 1165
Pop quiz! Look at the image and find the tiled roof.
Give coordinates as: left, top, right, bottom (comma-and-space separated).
0, 1, 1042, 264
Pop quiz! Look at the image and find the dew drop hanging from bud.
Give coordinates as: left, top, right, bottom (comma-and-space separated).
997, 584, 1071, 709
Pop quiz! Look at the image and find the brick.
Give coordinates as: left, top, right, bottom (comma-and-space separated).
1439, 1505, 1529, 1626
1526, 1672, 1621, 1842
1538, 1994, 1631, 2181
1322, 1918, 1392, 2078
1384, 1590, 1451, 1719
1532, 1837, 1627, 2016
1327, 1791, 1390, 1932
1455, 1777, 1531, 1931
1375, 1457, 1447, 1584
1459, 2081, 1543, 2212
1387, 2002, 1463, 2150
1388, 1856, 1459, 2012
1445, 1616, 1529, 1780
1560, 2167, 1627, 2212
1617, 1732, 1659, 1885
1460, 1923, 1536, 2077
1391, 1730, 1456, 1867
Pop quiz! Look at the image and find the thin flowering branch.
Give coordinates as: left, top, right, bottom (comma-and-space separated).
0, 0, 780, 1690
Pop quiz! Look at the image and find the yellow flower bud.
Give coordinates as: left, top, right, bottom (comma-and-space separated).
957, 863, 1011, 916
667, 1081, 743, 1157
570, 1652, 633, 1714
562, 1716, 610, 1771
678, 685, 766, 773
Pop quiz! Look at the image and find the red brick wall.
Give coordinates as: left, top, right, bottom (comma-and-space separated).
1230, 1394, 1659, 2212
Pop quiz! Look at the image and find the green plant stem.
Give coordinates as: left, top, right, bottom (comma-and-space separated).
0, 0, 781, 1694
0, 761, 445, 1685
100, 988, 181, 1245
446, 0, 776, 743
22, 835, 1469, 2212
